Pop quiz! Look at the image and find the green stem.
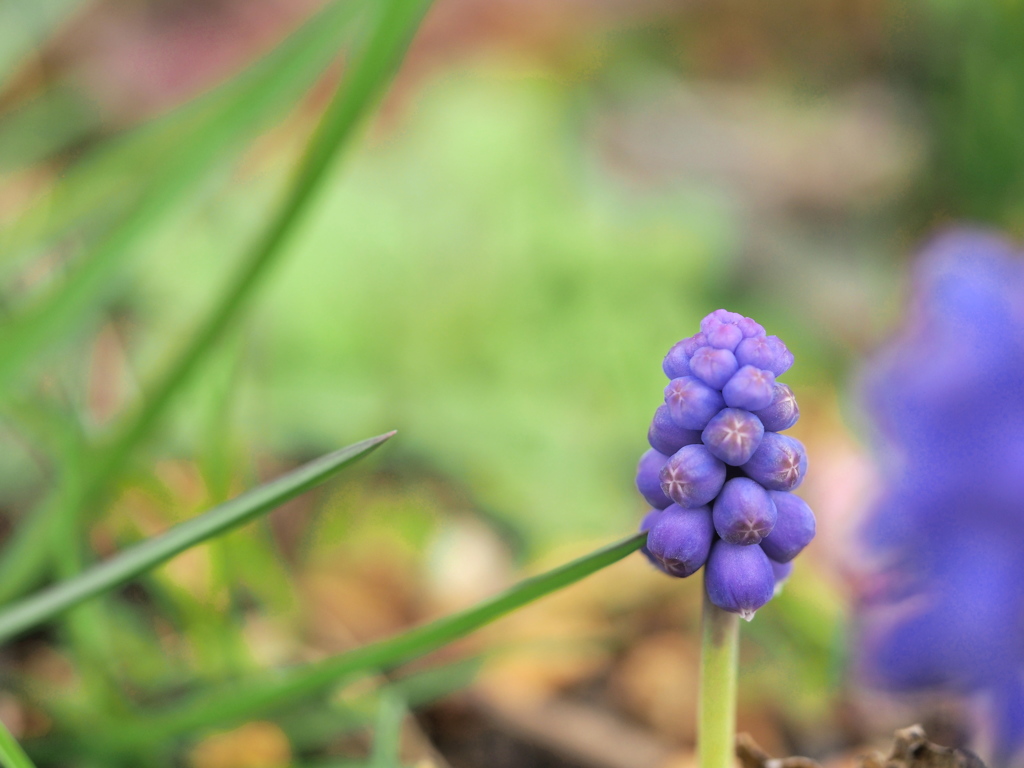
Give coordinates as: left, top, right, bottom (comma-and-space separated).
698, 584, 739, 768
0, 718, 36, 768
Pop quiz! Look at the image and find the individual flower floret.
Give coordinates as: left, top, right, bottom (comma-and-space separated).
712, 478, 778, 545
741, 433, 807, 492
701, 408, 764, 466
734, 335, 794, 376
664, 376, 726, 430
770, 559, 793, 592
659, 445, 726, 508
645, 504, 715, 577
722, 365, 776, 411
690, 347, 740, 390
759, 492, 815, 562
704, 540, 776, 620
635, 449, 672, 509
662, 333, 706, 379
752, 383, 799, 432
648, 404, 702, 456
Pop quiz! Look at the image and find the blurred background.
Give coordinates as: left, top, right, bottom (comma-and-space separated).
1, 0, 1019, 765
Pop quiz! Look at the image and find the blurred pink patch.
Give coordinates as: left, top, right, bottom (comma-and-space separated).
54, 0, 327, 122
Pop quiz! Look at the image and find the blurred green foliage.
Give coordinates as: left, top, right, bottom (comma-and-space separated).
142, 70, 736, 547
893, 0, 1024, 228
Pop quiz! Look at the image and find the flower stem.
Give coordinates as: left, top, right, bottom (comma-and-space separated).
699, 583, 739, 768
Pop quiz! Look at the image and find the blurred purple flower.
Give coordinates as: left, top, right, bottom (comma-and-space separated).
857, 227, 1024, 766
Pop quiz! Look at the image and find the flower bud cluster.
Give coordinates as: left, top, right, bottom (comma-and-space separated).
636, 309, 814, 619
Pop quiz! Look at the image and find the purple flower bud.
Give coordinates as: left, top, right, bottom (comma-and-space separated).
700, 309, 744, 334
659, 444, 726, 508
712, 477, 778, 545
663, 333, 716, 379
738, 317, 766, 338
722, 365, 776, 411
636, 449, 673, 509
760, 491, 815, 562
706, 323, 743, 351
690, 347, 740, 390
752, 383, 800, 432
664, 376, 726, 430
705, 540, 776, 620
662, 342, 690, 379
742, 433, 808, 491
735, 335, 794, 377
701, 408, 765, 466
648, 404, 702, 456
768, 557, 793, 595
645, 504, 715, 577
700, 309, 746, 351
638, 508, 665, 570
704, 309, 744, 330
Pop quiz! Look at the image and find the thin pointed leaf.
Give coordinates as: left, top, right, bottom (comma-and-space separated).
107, 533, 646, 749
0, 717, 37, 768
0, 431, 394, 643
0, 0, 432, 603
91, 0, 432, 492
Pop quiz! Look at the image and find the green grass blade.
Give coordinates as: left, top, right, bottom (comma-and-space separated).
91, 0, 432, 494
0, 431, 394, 644
0, 0, 432, 603
370, 691, 405, 768
0, 717, 37, 768
110, 532, 645, 748
0, 85, 100, 172
281, 658, 482, 751
0, 494, 59, 604
0, 0, 363, 386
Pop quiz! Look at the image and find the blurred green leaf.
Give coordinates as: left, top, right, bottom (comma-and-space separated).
0, 86, 100, 172
282, 658, 482, 750
0, 717, 36, 768
369, 690, 405, 768
893, 0, 1024, 227
0, 0, 364, 385
0, 0, 432, 604
0, 0, 360, 261
105, 532, 645, 749
0, 431, 394, 643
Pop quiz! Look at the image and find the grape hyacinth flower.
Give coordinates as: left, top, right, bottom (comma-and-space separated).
636, 309, 813, 618
702, 408, 764, 466
856, 229, 1024, 767
713, 478, 778, 546
634, 309, 812, 768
